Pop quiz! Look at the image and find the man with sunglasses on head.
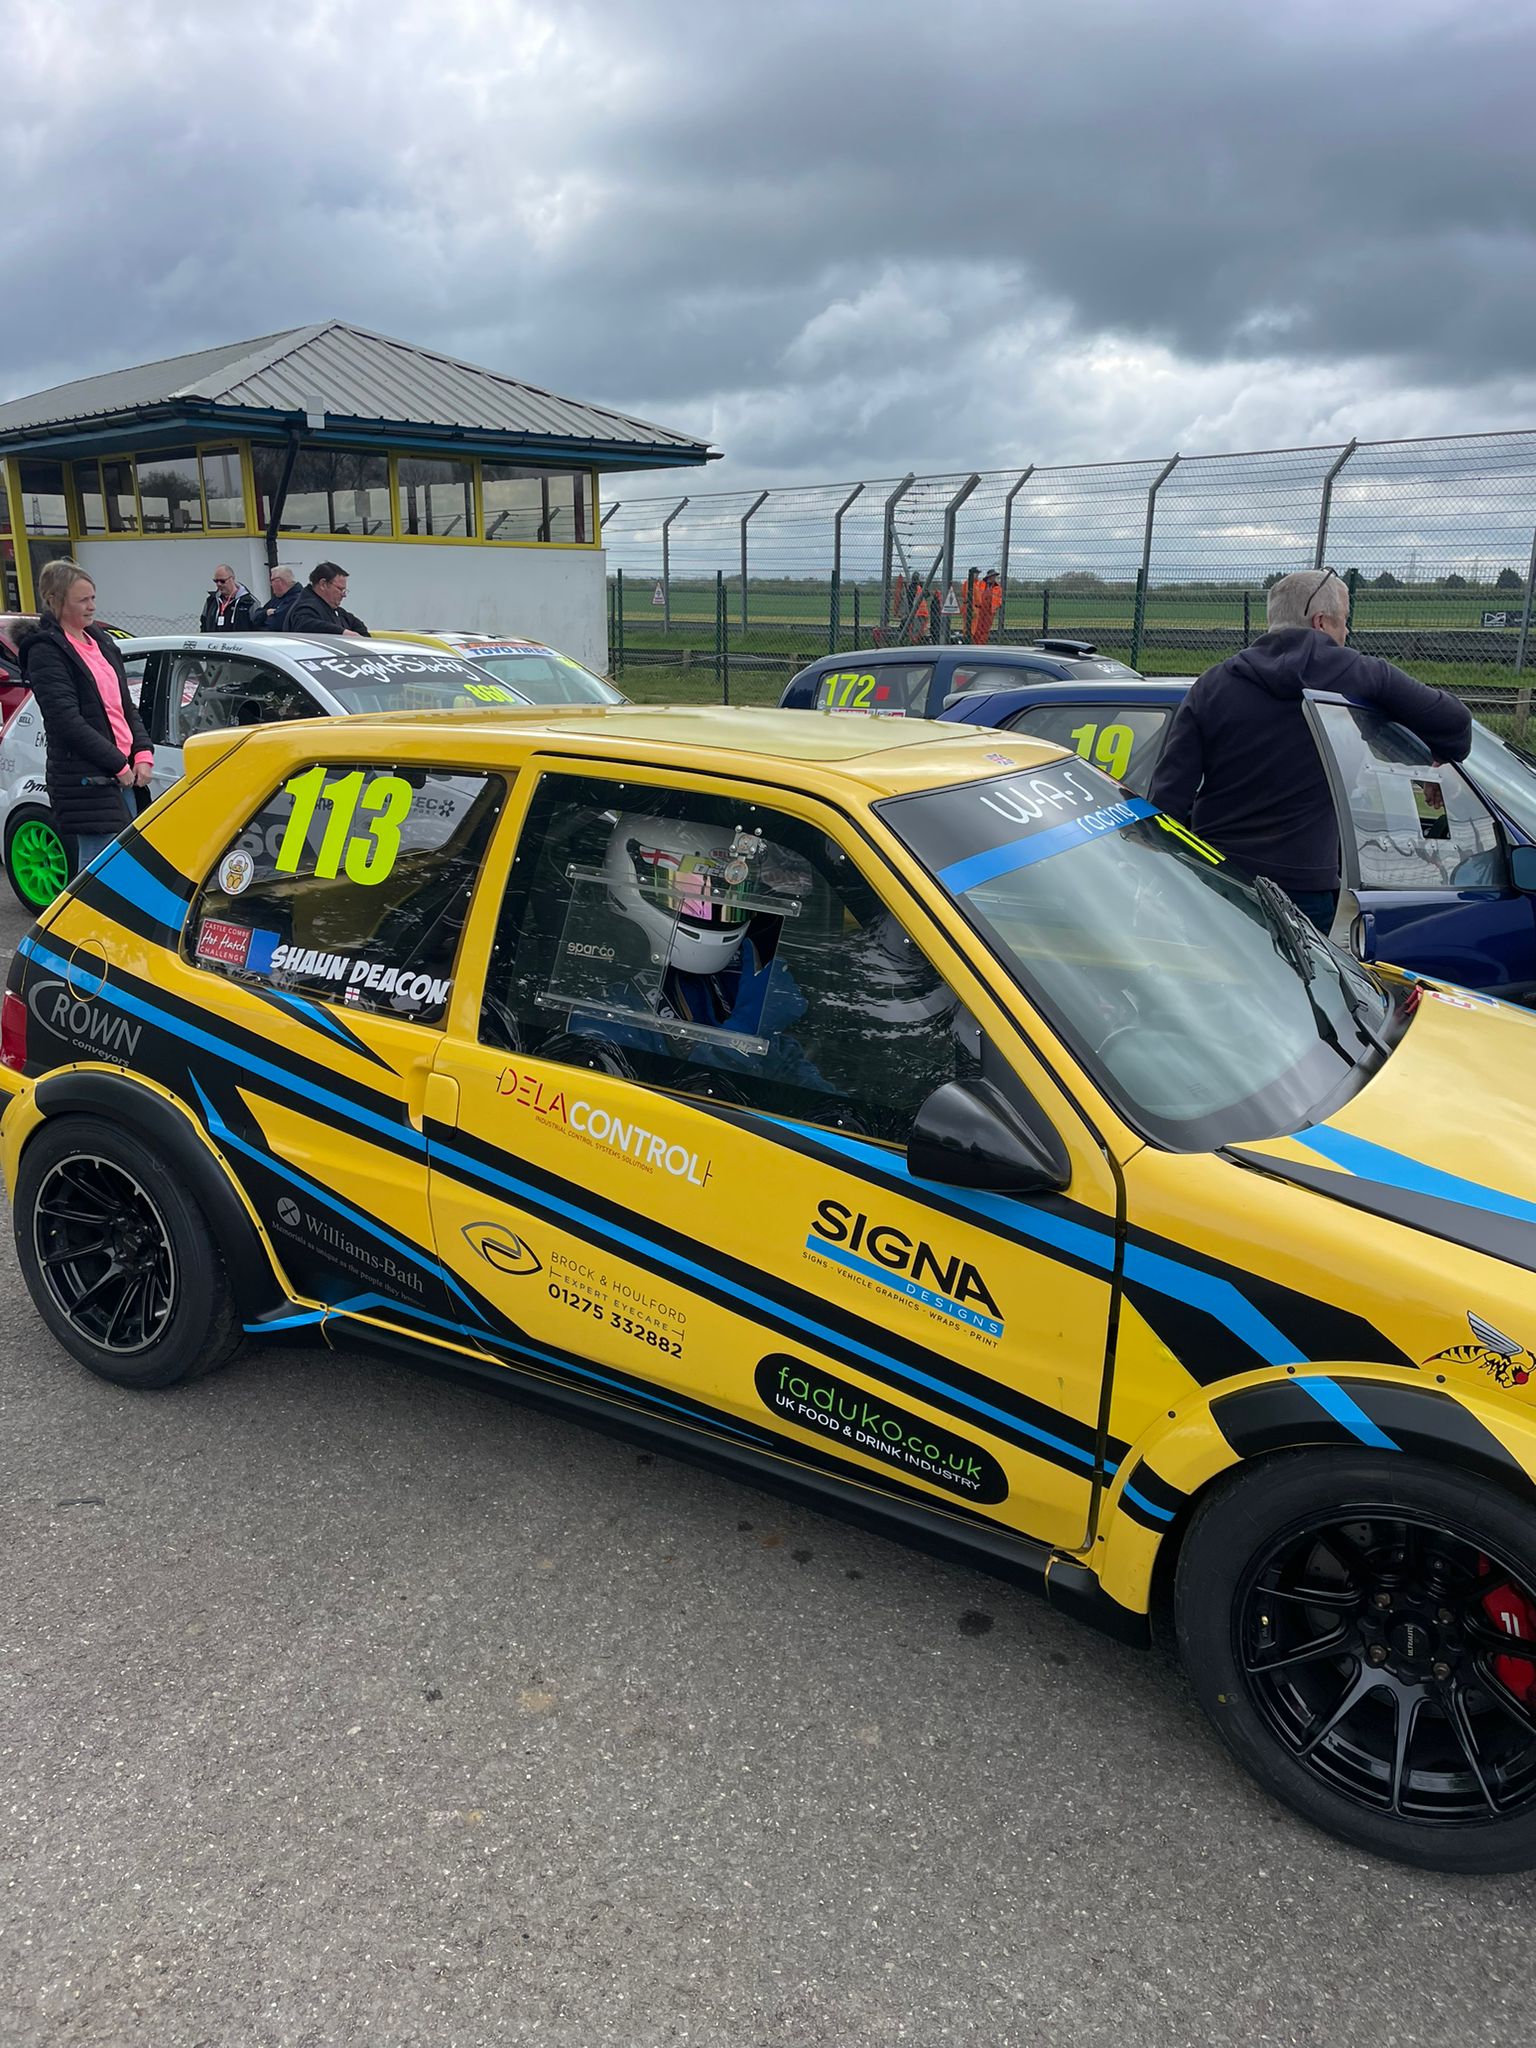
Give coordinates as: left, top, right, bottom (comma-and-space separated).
1149, 567, 1471, 933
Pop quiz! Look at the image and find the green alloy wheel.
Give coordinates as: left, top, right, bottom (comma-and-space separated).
5, 809, 70, 910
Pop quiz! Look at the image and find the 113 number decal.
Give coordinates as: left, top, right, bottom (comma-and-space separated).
273, 765, 415, 884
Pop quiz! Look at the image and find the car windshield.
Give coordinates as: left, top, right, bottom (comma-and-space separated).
466, 646, 623, 705
878, 760, 1396, 1150
290, 645, 540, 712
1462, 719, 1536, 843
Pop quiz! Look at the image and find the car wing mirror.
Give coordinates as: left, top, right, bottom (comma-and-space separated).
907, 1078, 1070, 1195
1510, 844, 1536, 894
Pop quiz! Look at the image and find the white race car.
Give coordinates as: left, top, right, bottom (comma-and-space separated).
0, 632, 621, 910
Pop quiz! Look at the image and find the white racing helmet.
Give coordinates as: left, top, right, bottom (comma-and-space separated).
604, 813, 757, 975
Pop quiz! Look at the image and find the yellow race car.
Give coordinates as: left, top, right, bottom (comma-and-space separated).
5, 706, 1536, 1871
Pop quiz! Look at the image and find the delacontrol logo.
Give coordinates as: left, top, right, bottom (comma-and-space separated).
807, 1200, 1003, 1337
461, 1221, 542, 1276
497, 1066, 713, 1187
755, 1354, 1007, 1503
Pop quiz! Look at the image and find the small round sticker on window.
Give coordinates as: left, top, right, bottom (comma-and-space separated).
219, 849, 254, 896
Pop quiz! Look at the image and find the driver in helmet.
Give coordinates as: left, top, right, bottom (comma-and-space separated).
570, 811, 824, 1085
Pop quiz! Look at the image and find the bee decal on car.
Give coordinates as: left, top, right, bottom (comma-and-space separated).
1428, 1311, 1535, 1389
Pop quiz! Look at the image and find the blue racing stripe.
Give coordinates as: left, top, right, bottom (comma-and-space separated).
1294, 1374, 1400, 1450
1121, 1482, 1176, 1524
20, 936, 422, 1156
938, 799, 1156, 893
1297, 1125, 1536, 1233
91, 844, 189, 932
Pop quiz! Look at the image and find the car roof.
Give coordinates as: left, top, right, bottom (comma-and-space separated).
118, 632, 478, 660
184, 703, 1071, 797
960, 676, 1193, 705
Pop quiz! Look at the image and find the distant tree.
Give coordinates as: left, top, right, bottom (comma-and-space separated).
1444, 573, 1468, 588
1054, 570, 1106, 591
1496, 567, 1523, 591
1262, 571, 1283, 590
1372, 571, 1403, 589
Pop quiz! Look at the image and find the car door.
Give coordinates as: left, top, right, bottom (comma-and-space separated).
1310, 700, 1536, 995
998, 699, 1176, 797
156, 649, 324, 799
424, 761, 1125, 1551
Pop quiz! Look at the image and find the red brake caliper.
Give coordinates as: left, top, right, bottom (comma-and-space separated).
1479, 1564, 1536, 1704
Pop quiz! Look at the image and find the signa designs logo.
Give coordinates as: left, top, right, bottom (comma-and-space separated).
461, 1221, 542, 1276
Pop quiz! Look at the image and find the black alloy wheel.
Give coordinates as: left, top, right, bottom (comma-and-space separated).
1178, 1453, 1536, 1871
15, 1114, 243, 1389
32, 1153, 177, 1354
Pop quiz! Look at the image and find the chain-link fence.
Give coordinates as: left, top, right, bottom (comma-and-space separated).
600, 431, 1536, 717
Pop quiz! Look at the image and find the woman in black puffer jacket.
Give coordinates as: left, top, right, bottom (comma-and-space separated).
18, 560, 154, 870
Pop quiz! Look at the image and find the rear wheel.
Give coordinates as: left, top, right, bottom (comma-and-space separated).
1177, 1453, 1536, 1871
5, 805, 71, 910
14, 1115, 244, 1389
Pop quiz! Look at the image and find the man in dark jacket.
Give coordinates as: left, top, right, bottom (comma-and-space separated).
284, 562, 369, 637
199, 564, 259, 632
250, 566, 302, 632
19, 601, 154, 871
1148, 568, 1472, 931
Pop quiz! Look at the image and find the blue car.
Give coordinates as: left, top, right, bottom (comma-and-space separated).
934, 676, 1536, 1003
780, 639, 1146, 720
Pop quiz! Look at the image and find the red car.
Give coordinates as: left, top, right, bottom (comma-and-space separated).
0, 612, 130, 728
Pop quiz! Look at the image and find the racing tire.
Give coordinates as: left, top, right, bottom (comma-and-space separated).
14, 1114, 244, 1391
1176, 1451, 1536, 1872
4, 804, 72, 912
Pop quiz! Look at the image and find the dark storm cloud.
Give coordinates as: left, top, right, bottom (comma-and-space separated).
3, 0, 1533, 485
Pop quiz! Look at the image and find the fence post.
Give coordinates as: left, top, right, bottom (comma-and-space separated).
614, 567, 625, 676
1130, 454, 1179, 670
715, 570, 730, 703
739, 490, 768, 633
998, 466, 1034, 637
1041, 586, 1049, 637
660, 497, 688, 632
1313, 439, 1357, 568
1512, 527, 1536, 740
852, 585, 861, 645
938, 474, 981, 644
831, 482, 863, 652
1242, 588, 1251, 648
879, 474, 916, 632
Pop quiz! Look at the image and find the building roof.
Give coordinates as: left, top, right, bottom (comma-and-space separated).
0, 320, 716, 472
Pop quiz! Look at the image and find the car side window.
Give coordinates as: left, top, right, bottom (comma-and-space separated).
813, 664, 932, 715
480, 773, 982, 1144
186, 761, 507, 1025
170, 655, 323, 745
1006, 702, 1171, 796
1316, 703, 1505, 891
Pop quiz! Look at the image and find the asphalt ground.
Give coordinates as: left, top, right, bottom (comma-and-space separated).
0, 888, 1529, 2048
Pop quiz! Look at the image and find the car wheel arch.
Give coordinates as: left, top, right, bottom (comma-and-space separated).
26, 1069, 293, 1327
1098, 1369, 1536, 1621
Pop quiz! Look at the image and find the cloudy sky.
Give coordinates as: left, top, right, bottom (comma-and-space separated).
6, 0, 1534, 496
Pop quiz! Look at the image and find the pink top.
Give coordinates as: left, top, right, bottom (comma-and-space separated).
65, 630, 151, 764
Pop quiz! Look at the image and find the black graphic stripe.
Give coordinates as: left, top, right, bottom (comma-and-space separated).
1226, 1148, 1536, 1281
1212, 1380, 1367, 1458
1342, 1382, 1536, 1503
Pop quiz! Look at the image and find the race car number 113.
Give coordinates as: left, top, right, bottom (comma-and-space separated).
274, 766, 413, 885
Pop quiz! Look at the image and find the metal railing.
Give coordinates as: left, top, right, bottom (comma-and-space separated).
601, 429, 1536, 712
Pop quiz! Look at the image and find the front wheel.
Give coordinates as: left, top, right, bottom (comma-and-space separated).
14, 1115, 244, 1390
5, 804, 72, 910
1176, 1452, 1536, 1871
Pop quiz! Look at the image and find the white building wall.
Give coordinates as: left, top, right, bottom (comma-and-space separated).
71, 536, 611, 672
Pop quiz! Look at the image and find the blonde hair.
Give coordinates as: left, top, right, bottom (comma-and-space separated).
37, 557, 94, 619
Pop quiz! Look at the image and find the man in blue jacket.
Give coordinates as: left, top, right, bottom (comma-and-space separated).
1149, 568, 1471, 930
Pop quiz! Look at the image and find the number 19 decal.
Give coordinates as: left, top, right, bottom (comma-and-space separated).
1068, 719, 1136, 782
274, 765, 414, 884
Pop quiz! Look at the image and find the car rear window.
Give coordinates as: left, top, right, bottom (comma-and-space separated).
1005, 702, 1171, 796
813, 664, 932, 715
186, 762, 506, 1025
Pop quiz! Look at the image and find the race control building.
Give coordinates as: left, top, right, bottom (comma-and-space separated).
0, 321, 716, 670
